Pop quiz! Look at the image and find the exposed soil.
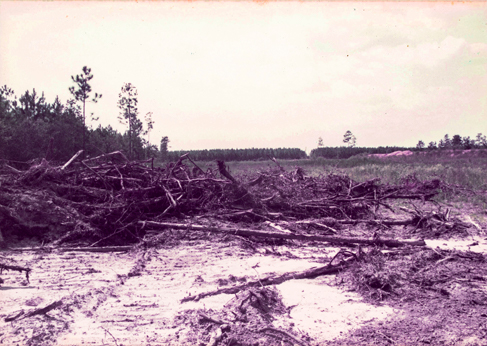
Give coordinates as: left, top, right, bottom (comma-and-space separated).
2, 227, 487, 345
1, 236, 393, 346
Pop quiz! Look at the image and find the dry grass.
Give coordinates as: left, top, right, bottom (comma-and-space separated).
197, 153, 487, 207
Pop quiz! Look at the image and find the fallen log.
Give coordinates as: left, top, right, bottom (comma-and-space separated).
0, 263, 32, 273
0, 263, 32, 283
317, 218, 414, 226
58, 246, 133, 252
82, 150, 128, 165
0, 246, 132, 253
140, 221, 426, 247
61, 150, 83, 170
182, 260, 350, 303
5, 299, 63, 322
384, 193, 437, 200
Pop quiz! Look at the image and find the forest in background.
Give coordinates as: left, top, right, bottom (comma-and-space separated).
0, 66, 159, 166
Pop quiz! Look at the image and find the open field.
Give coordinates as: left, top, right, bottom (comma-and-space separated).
1, 151, 487, 345
210, 151, 487, 207
223, 152, 487, 187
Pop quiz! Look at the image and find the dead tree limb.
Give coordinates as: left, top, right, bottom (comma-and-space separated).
24, 299, 63, 319
384, 193, 437, 200
182, 260, 349, 303
295, 220, 338, 234
141, 221, 426, 247
5, 300, 64, 322
260, 327, 310, 346
2, 164, 22, 174
81, 161, 111, 190
1, 246, 132, 253
0, 263, 32, 283
216, 160, 238, 184
82, 151, 128, 165
184, 154, 206, 176
324, 218, 415, 226
270, 157, 285, 172
57, 246, 133, 252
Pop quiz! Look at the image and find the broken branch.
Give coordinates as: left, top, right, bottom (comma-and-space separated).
182, 260, 350, 302
141, 221, 426, 247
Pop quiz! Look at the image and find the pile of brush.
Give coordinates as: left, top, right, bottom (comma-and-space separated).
0, 151, 455, 247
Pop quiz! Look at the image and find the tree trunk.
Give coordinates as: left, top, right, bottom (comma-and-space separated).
128, 107, 132, 160
140, 221, 426, 247
82, 99, 86, 159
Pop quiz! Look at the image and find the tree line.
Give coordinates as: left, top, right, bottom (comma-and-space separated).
416, 134, 487, 151
309, 146, 414, 159
0, 66, 307, 164
310, 131, 487, 160
4, 67, 483, 165
165, 148, 307, 162
0, 67, 160, 165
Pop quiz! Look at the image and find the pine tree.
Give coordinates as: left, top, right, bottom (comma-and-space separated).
476, 133, 487, 148
69, 66, 102, 157
117, 83, 142, 159
452, 134, 462, 148
317, 137, 324, 148
416, 140, 425, 150
160, 136, 170, 159
427, 141, 437, 150
343, 130, 356, 147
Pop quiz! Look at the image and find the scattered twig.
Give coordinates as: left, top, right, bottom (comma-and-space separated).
259, 326, 310, 346
198, 312, 231, 325
101, 326, 119, 346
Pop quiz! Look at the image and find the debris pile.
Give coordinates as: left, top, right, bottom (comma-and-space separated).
0, 151, 474, 247
174, 287, 311, 346
341, 246, 487, 302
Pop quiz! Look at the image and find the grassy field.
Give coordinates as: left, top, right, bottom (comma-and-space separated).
220, 155, 487, 189
156, 150, 487, 207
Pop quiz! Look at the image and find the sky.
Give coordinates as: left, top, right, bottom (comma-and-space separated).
0, 1, 486, 153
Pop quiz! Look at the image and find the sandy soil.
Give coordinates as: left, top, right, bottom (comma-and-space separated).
1, 240, 395, 346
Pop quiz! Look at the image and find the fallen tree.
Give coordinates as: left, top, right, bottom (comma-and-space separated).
140, 221, 426, 247
181, 254, 355, 303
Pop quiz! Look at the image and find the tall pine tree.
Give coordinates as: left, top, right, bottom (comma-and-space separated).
117, 83, 143, 159
69, 66, 102, 157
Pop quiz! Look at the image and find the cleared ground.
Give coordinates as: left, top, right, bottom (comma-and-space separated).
1, 239, 397, 346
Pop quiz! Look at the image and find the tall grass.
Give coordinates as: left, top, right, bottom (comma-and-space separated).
218, 155, 487, 191
159, 152, 487, 194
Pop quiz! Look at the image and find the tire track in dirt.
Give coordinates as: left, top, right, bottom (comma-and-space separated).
1, 241, 394, 345
0, 249, 135, 345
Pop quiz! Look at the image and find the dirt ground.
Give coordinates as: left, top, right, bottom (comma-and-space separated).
0, 235, 392, 346
2, 224, 487, 346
